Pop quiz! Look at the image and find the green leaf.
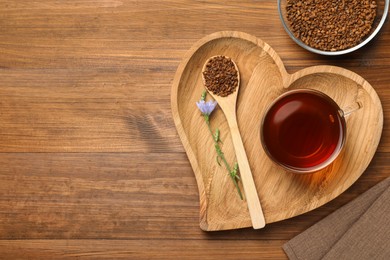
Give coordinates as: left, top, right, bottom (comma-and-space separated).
201, 90, 207, 101
230, 162, 240, 180
233, 162, 239, 172
214, 128, 220, 142
216, 155, 222, 166
214, 144, 224, 157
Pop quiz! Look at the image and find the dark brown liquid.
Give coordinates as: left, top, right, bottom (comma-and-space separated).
262, 91, 345, 171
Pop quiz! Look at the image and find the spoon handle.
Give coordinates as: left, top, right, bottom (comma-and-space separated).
228, 117, 266, 229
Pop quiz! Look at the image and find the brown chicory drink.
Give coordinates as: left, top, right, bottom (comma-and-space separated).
261, 89, 347, 173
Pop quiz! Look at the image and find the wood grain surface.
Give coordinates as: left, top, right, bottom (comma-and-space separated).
0, 0, 389, 259
171, 32, 383, 231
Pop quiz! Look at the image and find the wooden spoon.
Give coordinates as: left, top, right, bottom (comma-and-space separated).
202, 56, 265, 229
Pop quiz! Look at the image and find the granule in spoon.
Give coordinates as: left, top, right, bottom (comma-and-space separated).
202, 56, 239, 97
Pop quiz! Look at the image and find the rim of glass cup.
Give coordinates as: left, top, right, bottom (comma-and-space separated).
260, 89, 347, 174
277, 0, 390, 56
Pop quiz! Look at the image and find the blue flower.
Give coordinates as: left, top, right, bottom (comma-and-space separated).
196, 100, 217, 116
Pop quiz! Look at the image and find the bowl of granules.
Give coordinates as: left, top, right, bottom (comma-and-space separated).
278, 0, 389, 55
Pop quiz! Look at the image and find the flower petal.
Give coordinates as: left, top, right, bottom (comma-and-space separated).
196, 100, 206, 114
205, 100, 217, 115
196, 99, 217, 115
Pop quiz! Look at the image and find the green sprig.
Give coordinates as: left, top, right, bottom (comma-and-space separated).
201, 91, 243, 200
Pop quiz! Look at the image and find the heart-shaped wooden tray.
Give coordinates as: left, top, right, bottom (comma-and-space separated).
171, 31, 383, 231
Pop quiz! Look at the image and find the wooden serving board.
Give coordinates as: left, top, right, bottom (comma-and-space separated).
171, 31, 383, 231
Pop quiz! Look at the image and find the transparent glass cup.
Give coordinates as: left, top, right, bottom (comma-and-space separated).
260, 89, 361, 173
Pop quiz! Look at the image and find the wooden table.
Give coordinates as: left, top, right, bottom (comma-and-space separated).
0, 1, 389, 259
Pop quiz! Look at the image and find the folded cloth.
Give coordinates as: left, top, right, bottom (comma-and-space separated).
283, 177, 390, 260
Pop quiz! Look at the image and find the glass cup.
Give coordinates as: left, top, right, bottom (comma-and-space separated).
260, 89, 361, 173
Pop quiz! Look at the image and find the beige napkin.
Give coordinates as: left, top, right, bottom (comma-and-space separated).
283, 177, 390, 260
